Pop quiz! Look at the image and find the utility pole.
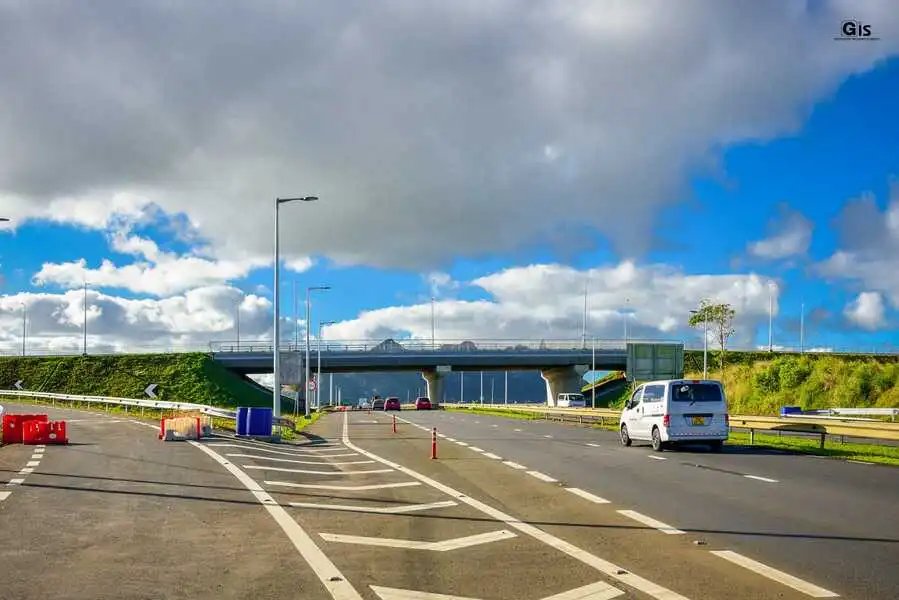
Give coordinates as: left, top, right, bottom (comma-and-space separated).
82, 281, 88, 356
591, 336, 596, 409
480, 370, 484, 405
235, 296, 241, 351
768, 282, 774, 352
491, 377, 494, 403
800, 301, 805, 354
431, 296, 436, 349
504, 371, 508, 405
460, 372, 464, 404
582, 280, 588, 348
21, 303, 27, 357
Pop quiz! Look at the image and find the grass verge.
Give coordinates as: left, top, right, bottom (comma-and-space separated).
726, 430, 899, 466
444, 406, 541, 420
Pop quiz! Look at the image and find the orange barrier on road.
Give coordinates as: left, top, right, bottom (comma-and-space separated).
2, 414, 49, 444
23, 420, 68, 445
159, 416, 211, 441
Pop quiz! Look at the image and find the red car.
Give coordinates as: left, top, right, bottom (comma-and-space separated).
384, 397, 402, 411
415, 397, 432, 410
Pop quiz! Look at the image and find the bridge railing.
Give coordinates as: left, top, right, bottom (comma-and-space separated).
207, 338, 669, 354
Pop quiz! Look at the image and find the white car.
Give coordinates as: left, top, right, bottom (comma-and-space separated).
619, 379, 728, 452
556, 393, 586, 408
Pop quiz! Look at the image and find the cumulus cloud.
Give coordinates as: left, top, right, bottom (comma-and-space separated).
844, 291, 886, 330
323, 261, 775, 345
747, 207, 813, 259
0, 2, 896, 268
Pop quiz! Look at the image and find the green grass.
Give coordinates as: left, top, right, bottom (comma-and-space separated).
444, 406, 541, 420
726, 430, 899, 466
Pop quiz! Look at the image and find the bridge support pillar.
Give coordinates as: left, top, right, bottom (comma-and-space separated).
540, 365, 588, 406
421, 369, 446, 404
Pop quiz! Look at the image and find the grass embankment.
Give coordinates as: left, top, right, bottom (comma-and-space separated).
725, 430, 899, 466
0, 353, 270, 407
444, 406, 541, 420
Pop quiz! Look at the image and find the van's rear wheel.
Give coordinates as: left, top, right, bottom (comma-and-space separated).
651, 427, 665, 452
709, 440, 724, 453
619, 425, 632, 447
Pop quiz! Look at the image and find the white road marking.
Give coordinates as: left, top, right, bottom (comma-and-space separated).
565, 487, 611, 504
502, 461, 528, 470
711, 550, 839, 597
244, 465, 393, 475
847, 460, 874, 465
446, 437, 457, 442
648, 456, 666, 461
7, 478, 25, 486
369, 581, 623, 600
188, 440, 364, 600
33, 448, 45, 454
0, 491, 11, 502
129, 420, 160, 430
469, 446, 485, 453
586, 443, 600, 447
35, 445, 46, 449
617, 510, 684, 535
226, 453, 374, 466
527, 470, 558, 483
491, 424, 499, 428
514, 428, 522, 432
63, 419, 124, 423
347, 412, 689, 600
474, 421, 480, 424
207, 443, 356, 457
437, 434, 447, 438
744, 475, 779, 483
320, 529, 515, 551
30, 454, 43, 461
543, 434, 553, 438
25, 461, 40, 467
290, 500, 458, 514
456, 441, 469, 447
483, 452, 502, 460
265, 481, 420, 491
18, 468, 33, 475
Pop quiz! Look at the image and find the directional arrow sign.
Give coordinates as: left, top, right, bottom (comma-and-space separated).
370, 581, 623, 600
14, 380, 24, 390
319, 529, 515, 552
144, 384, 158, 399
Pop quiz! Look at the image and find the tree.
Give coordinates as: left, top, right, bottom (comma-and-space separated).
688, 299, 736, 373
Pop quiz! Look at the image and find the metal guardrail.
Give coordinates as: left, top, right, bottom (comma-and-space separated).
451, 404, 899, 444
813, 408, 899, 420
0, 390, 298, 430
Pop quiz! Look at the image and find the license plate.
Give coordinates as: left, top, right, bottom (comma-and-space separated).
691, 416, 706, 426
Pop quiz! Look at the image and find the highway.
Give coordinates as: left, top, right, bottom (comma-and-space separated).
0, 403, 895, 599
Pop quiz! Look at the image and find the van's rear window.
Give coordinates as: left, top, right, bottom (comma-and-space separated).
669, 383, 722, 402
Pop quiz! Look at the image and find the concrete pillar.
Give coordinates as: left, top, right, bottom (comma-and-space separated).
540, 365, 588, 406
421, 369, 446, 404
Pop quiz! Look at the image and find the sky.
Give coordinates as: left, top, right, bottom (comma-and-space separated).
1, 1, 898, 356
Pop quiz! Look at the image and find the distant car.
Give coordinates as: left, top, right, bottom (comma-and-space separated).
357, 398, 371, 410
557, 393, 586, 408
371, 397, 385, 410
619, 379, 729, 452
384, 397, 402, 411
415, 397, 431, 410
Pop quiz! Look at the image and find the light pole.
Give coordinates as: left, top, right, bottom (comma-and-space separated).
430, 296, 436, 349
480, 370, 484, 405
690, 309, 709, 379
273, 196, 318, 419
504, 370, 508, 405
460, 372, 464, 404
305, 285, 330, 417
21, 303, 27, 357
317, 319, 337, 410
582, 280, 588, 348
82, 280, 88, 356
800, 301, 805, 354
591, 336, 596, 408
768, 282, 775, 352
235, 294, 242, 351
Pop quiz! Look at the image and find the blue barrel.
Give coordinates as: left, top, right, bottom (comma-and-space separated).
247, 407, 273, 436
780, 406, 802, 416
236, 407, 250, 436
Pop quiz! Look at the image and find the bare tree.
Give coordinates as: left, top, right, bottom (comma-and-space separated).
688, 299, 736, 373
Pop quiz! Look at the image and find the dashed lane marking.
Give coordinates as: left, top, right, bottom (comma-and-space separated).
25, 461, 40, 467
711, 550, 839, 597
7, 478, 25, 486
586, 443, 600, 447
244, 465, 393, 475
482, 452, 502, 460
188, 440, 363, 600
513, 428, 523, 432
226, 453, 374, 466
456, 441, 469, 447
446, 438, 457, 442
648, 456, 666, 461
527, 470, 558, 483
502, 461, 527, 470
343, 412, 688, 600
289, 500, 458, 514
469, 446, 485, 453
543, 435, 553, 438
616, 510, 684, 535
744, 475, 779, 483
565, 488, 611, 504
265, 481, 421, 491
18, 468, 34, 475
319, 529, 516, 551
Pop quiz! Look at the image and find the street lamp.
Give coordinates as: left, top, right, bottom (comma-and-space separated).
304, 284, 330, 417
767, 281, 776, 352
273, 196, 318, 418
235, 293, 243, 351
21, 303, 27, 357
430, 296, 436, 350
317, 320, 337, 410
690, 309, 709, 379
82, 280, 89, 356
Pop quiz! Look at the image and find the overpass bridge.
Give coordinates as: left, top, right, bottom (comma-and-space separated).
211, 339, 683, 406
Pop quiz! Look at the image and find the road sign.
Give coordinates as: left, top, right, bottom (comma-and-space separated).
145, 384, 158, 399
308, 380, 317, 391
14, 380, 24, 390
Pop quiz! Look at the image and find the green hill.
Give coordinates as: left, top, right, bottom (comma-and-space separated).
0, 353, 271, 408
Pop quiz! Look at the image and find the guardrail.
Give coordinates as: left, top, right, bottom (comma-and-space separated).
208, 338, 640, 354
451, 404, 899, 444
0, 390, 298, 431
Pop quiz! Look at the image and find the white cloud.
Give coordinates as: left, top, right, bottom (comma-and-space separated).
747, 207, 813, 259
426, 272, 459, 298
844, 291, 886, 330
0, 2, 896, 268
323, 261, 774, 345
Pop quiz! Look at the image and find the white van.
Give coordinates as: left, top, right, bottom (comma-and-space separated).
619, 379, 728, 452
557, 393, 586, 408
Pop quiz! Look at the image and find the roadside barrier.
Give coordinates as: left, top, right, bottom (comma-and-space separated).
393, 414, 397, 434
1, 413, 66, 445
431, 427, 437, 459
159, 416, 210, 441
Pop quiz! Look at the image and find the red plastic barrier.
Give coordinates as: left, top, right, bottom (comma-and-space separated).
2, 414, 49, 444
21, 419, 68, 445
48, 421, 68, 445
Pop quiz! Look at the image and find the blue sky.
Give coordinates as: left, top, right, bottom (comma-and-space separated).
1, 2, 898, 355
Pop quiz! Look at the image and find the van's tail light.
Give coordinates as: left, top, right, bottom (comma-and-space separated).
662, 414, 670, 427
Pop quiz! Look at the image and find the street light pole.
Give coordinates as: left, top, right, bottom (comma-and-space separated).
800, 301, 805, 354
317, 320, 337, 410
591, 336, 596, 408
83, 280, 88, 356
235, 295, 241, 351
21, 303, 27, 357
480, 370, 484, 405
431, 296, 436, 349
703, 319, 708, 379
768, 282, 775, 352
504, 370, 508, 405
582, 280, 588, 348
305, 285, 331, 417
273, 196, 318, 419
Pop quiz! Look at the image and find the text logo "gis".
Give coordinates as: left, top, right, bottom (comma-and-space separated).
836, 20, 879, 41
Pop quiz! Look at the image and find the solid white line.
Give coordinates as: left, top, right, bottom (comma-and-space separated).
565, 487, 611, 504
456, 441, 469, 446
847, 460, 874, 465
7, 478, 25, 486
26, 461, 40, 467
502, 461, 528, 470
343, 413, 688, 600
586, 443, 600, 447
18, 468, 33, 475
290, 500, 458, 514
265, 480, 421, 491
543, 435, 553, 438
446, 437, 457, 442
469, 446, 485, 453
244, 465, 393, 475
744, 475, 779, 483
527, 470, 558, 483
648, 456, 666, 461
514, 428, 522, 432
226, 453, 374, 465
483, 452, 502, 460
188, 441, 363, 600
320, 529, 515, 551
617, 510, 684, 535
711, 550, 838, 597
437, 433, 447, 438
207, 443, 356, 457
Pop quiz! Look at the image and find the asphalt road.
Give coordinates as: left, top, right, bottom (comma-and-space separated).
3, 403, 895, 599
